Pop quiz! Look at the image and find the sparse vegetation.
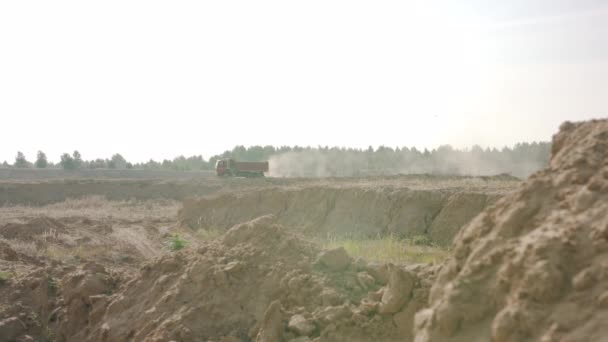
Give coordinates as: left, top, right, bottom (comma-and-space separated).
167, 233, 187, 251
47, 277, 58, 295
408, 234, 434, 247
196, 228, 223, 241
0, 271, 11, 284
322, 234, 448, 264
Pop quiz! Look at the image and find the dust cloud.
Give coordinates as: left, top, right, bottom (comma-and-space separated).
268, 145, 549, 178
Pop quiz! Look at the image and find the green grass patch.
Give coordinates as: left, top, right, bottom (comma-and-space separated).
166, 233, 188, 251
0, 271, 11, 285
321, 234, 448, 264
47, 277, 58, 295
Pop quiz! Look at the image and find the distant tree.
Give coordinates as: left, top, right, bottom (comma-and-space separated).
87, 158, 107, 169
1, 161, 9, 168
172, 155, 188, 170
14, 152, 30, 168
73, 151, 83, 168
141, 159, 160, 169
109, 154, 127, 169
35, 151, 48, 168
60, 153, 76, 170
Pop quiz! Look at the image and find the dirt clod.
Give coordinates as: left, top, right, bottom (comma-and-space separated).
379, 264, 415, 314
316, 247, 351, 271
288, 314, 315, 336
0, 316, 27, 341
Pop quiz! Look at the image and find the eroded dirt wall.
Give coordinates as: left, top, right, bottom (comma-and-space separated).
180, 187, 500, 245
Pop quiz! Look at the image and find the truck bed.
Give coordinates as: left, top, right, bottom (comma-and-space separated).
234, 161, 269, 172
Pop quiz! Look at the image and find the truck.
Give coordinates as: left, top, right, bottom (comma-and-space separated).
215, 159, 269, 177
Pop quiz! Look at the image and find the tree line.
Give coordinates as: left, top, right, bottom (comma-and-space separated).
2, 142, 551, 177
6, 151, 135, 170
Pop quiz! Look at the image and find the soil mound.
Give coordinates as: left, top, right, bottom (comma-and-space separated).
414, 120, 608, 341
49, 215, 439, 342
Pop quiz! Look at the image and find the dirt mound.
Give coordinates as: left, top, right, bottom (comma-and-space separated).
414, 120, 608, 341
43, 215, 439, 342
180, 187, 499, 246
0, 217, 67, 241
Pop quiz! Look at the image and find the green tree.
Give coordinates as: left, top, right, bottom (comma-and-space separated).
14, 152, 29, 168
73, 150, 83, 169
109, 154, 127, 169
35, 151, 48, 168
89, 158, 107, 169
60, 153, 76, 170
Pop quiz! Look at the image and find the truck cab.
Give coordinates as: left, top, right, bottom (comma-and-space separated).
215, 159, 233, 176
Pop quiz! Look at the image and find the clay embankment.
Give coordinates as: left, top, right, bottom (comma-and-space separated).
180, 186, 505, 246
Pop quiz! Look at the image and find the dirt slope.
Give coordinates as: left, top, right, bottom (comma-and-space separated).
180, 187, 498, 246
414, 119, 608, 342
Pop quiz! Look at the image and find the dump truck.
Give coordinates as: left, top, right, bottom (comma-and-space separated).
215, 159, 269, 177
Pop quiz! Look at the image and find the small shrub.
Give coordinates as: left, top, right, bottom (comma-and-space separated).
167, 233, 187, 251
0, 271, 11, 285
47, 277, 58, 295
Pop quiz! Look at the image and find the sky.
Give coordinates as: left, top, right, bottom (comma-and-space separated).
1, 0, 607, 163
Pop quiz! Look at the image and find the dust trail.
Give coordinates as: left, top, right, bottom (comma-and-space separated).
269, 146, 549, 178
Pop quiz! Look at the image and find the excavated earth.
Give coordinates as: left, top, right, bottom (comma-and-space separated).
415, 119, 608, 341
179, 176, 517, 246
0, 173, 518, 341
0, 173, 517, 341
0, 214, 441, 342
2, 118, 606, 341
63, 215, 442, 342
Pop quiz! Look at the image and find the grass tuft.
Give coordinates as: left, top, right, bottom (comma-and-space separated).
0, 271, 11, 285
196, 228, 223, 241
47, 277, 58, 295
321, 234, 448, 264
166, 233, 187, 251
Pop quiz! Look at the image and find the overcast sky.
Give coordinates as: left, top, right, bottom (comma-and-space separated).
1, 1, 606, 163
